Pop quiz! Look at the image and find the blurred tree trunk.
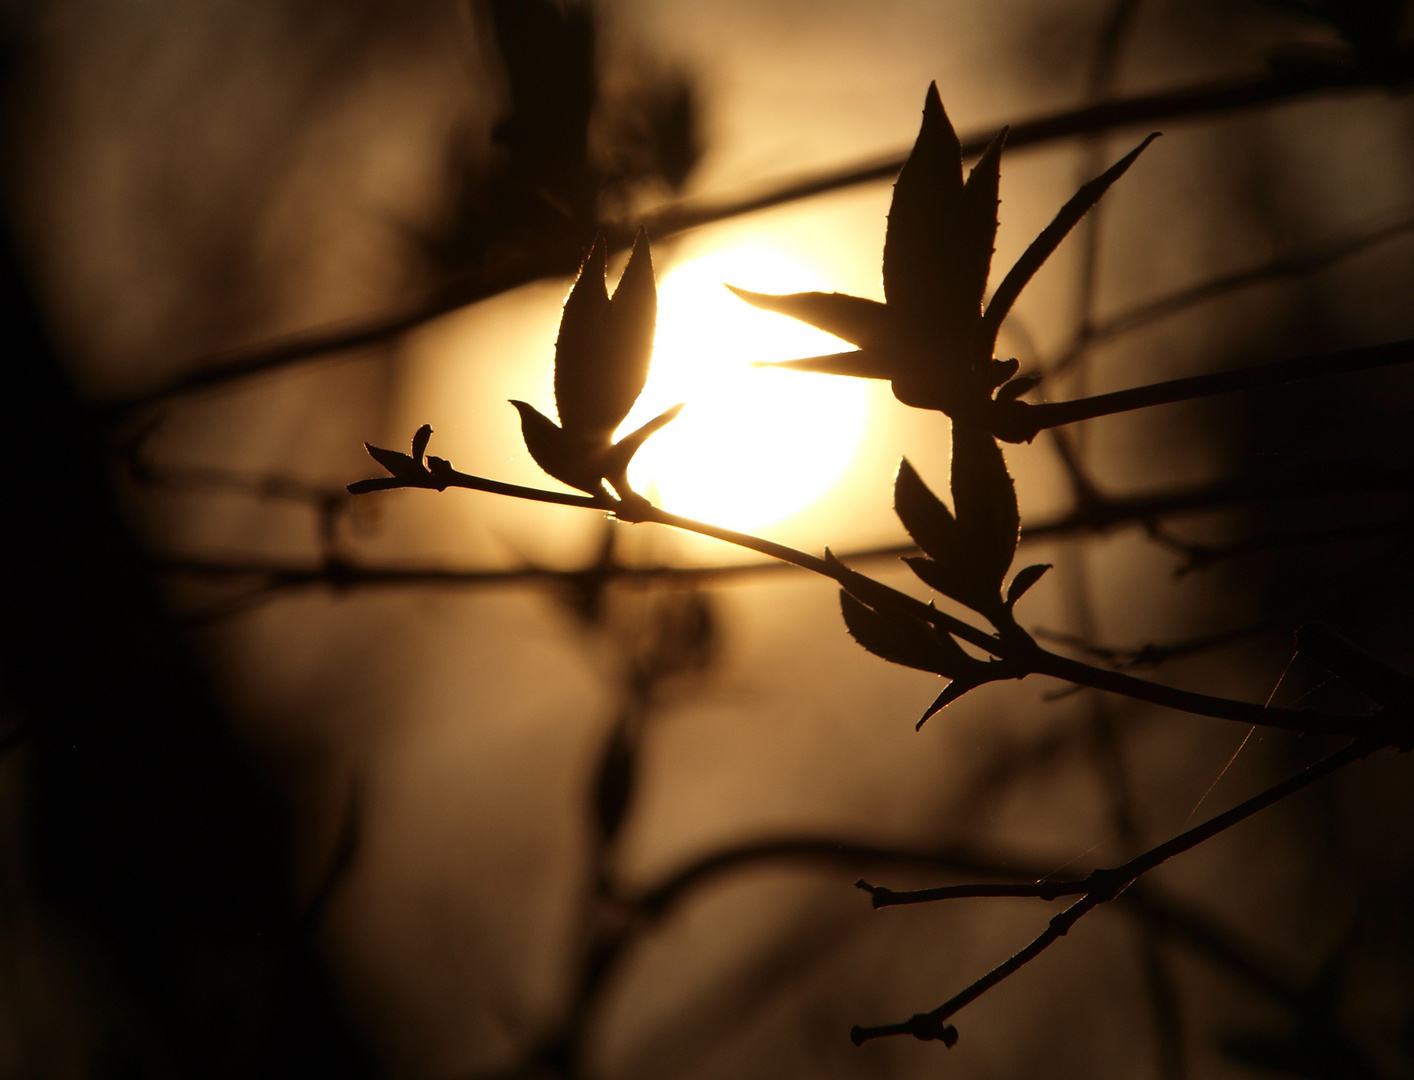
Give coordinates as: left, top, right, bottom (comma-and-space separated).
0, 224, 378, 1076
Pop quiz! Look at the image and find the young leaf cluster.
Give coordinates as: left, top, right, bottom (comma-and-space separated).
511, 226, 681, 503
732, 83, 1156, 442
835, 424, 1051, 725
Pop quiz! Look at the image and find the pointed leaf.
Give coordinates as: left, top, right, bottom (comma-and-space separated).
512, 399, 601, 495
839, 591, 956, 676
726, 286, 889, 349
601, 225, 658, 416
346, 476, 402, 495
411, 423, 433, 463
981, 133, 1160, 353
904, 555, 991, 614
604, 402, 684, 479
951, 423, 1019, 596
884, 86, 1006, 378
756, 350, 893, 380
883, 85, 964, 329
826, 548, 923, 619
365, 443, 424, 483
917, 680, 979, 729
953, 127, 1007, 354
893, 458, 961, 564
1006, 563, 1052, 606
554, 238, 611, 436
554, 229, 657, 440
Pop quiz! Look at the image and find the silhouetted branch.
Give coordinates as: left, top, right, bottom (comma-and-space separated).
348, 448, 1403, 738
150, 454, 1414, 623
850, 737, 1379, 1046
997, 337, 1414, 441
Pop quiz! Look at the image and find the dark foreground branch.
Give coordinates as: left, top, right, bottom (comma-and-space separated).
348, 446, 1402, 738
850, 737, 1382, 1047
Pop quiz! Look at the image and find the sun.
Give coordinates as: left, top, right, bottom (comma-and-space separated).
616, 246, 869, 532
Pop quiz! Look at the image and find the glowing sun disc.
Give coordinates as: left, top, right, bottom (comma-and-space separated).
617, 247, 868, 532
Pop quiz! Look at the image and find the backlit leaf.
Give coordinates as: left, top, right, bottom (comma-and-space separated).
884, 85, 968, 355
758, 350, 894, 379
980, 133, 1160, 354
917, 680, 979, 729
894, 458, 960, 564
726, 287, 888, 349
365, 443, 423, 483
1006, 563, 1052, 606
950, 423, 1018, 596
554, 228, 657, 440
839, 591, 953, 675
905, 555, 990, 614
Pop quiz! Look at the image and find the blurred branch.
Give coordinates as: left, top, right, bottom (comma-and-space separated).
151, 452, 1414, 617
640, 49, 1414, 246
1043, 208, 1414, 378
1034, 615, 1296, 669
1149, 515, 1414, 575
625, 838, 1019, 918
91, 50, 1414, 418
850, 737, 1379, 1046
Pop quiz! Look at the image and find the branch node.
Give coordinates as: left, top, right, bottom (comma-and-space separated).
855, 879, 894, 907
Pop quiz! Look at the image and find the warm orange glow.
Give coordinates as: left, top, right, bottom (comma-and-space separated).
617, 246, 869, 531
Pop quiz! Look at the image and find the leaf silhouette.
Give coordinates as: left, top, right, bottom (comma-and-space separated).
840, 592, 957, 675
1006, 563, 1052, 606
978, 132, 1160, 357
832, 556, 1008, 728
354, 424, 452, 493
883, 87, 1004, 372
894, 426, 1018, 618
950, 423, 1019, 595
723, 287, 888, 350
731, 84, 1158, 439
512, 226, 680, 499
894, 458, 962, 564
555, 230, 657, 442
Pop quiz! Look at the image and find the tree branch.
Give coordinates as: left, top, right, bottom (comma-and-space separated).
850, 737, 1380, 1046
998, 337, 1414, 441
92, 51, 1414, 417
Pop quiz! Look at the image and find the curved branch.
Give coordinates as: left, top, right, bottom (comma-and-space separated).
93, 52, 1414, 417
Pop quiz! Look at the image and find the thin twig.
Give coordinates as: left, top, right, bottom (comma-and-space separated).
1044, 210, 1414, 378
346, 461, 1396, 737
850, 737, 1379, 1045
